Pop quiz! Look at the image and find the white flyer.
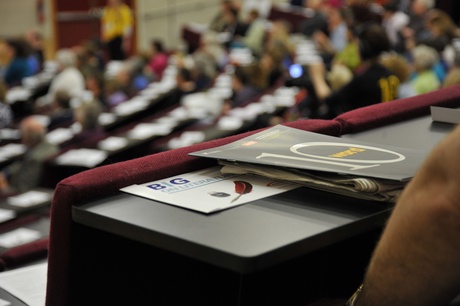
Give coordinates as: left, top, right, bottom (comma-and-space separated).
120, 166, 299, 214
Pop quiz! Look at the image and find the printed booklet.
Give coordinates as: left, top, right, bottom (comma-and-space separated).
121, 166, 299, 214
189, 125, 426, 182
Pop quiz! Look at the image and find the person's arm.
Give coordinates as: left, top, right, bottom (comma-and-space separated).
308, 61, 332, 100
351, 124, 460, 306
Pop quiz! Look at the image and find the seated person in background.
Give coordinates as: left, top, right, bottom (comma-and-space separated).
47, 91, 74, 130
308, 22, 399, 119
0, 81, 13, 128
225, 65, 261, 110
209, 0, 238, 33
331, 26, 361, 72
85, 70, 107, 109
25, 29, 45, 74
379, 52, 417, 98
148, 39, 169, 81
169, 67, 198, 103
105, 78, 128, 108
62, 101, 104, 148
37, 48, 85, 106
381, 0, 409, 52
2, 37, 32, 87
221, 6, 249, 47
236, 9, 266, 56
249, 50, 284, 90
265, 20, 295, 68
298, 0, 328, 38
0, 116, 58, 193
313, 6, 349, 66
410, 44, 441, 95
192, 32, 226, 83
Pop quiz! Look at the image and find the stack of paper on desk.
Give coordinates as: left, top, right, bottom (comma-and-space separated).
190, 125, 427, 203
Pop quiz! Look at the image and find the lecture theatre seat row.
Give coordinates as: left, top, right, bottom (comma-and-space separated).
45, 85, 460, 306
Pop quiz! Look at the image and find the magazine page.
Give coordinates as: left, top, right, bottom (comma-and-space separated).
120, 166, 299, 214
190, 125, 426, 181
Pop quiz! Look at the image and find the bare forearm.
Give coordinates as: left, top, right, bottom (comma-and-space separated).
356, 128, 460, 305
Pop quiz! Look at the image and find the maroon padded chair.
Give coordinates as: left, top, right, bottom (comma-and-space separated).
45, 119, 343, 306
334, 85, 460, 135
0, 238, 48, 270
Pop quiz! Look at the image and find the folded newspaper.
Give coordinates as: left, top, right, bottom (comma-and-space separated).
219, 161, 404, 202
190, 125, 427, 203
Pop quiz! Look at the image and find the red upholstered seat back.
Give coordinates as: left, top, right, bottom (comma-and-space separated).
45, 119, 342, 306
334, 85, 460, 134
1, 238, 48, 270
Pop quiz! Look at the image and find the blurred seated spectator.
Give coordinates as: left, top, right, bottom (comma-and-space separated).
308, 22, 398, 118
148, 39, 169, 81
236, 9, 267, 56
105, 78, 128, 108
47, 91, 74, 130
61, 101, 103, 148
0, 81, 13, 128
209, 0, 238, 33
313, 6, 349, 65
331, 26, 361, 72
226, 65, 262, 110
249, 50, 284, 90
381, 0, 409, 52
423, 9, 460, 67
380, 52, 417, 98
222, 6, 249, 47
0, 116, 58, 193
37, 48, 85, 106
24, 28, 45, 74
265, 20, 295, 68
2, 37, 33, 87
410, 44, 441, 95
345, 0, 382, 26
85, 70, 106, 109
399, 0, 435, 53
298, 0, 328, 37
75, 39, 106, 77
192, 33, 226, 83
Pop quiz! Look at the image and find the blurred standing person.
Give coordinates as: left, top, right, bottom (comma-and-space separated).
101, 0, 134, 61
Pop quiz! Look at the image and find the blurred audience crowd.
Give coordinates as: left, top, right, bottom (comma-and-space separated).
0, 0, 459, 194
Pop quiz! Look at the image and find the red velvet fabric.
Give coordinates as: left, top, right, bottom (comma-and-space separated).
45, 119, 342, 306
334, 85, 460, 134
1, 238, 48, 270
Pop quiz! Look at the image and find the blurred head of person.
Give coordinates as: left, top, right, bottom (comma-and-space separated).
412, 44, 439, 73
356, 22, 391, 61
20, 116, 47, 148
55, 48, 77, 71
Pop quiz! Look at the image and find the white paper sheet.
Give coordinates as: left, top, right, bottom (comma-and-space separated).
0, 228, 42, 249
6, 191, 52, 208
0, 262, 47, 306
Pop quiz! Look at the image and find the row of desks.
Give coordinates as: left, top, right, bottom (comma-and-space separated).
68, 111, 457, 305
